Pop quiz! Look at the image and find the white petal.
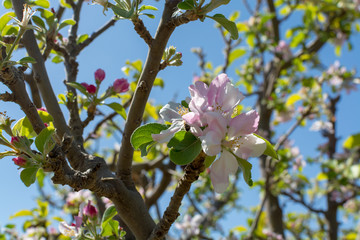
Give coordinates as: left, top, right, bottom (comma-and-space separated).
200, 130, 222, 156
159, 102, 182, 122
152, 121, 183, 143
210, 150, 238, 193
234, 134, 266, 159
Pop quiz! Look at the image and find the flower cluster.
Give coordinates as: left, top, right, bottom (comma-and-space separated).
152, 74, 267, 193
80, 68, 129, 96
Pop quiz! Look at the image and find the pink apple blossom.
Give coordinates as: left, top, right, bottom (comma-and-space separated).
94, 68, 105, 83
113, 78, 129, 93
83, 200, 98, 219
86, 84, 97, 94
10, 136, 20, 145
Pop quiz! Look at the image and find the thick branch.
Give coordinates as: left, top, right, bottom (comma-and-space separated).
12, 0, 70, 138
132, 17, 153, 47
116, 0, 193, 187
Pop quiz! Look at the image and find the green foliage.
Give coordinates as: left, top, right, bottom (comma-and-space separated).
207, 14, 238, 40
254, 134, 279, 160
20, 167, 39, 187
168, 131, 202, 165
106, 102, 127, 120
131, 123, 168, 156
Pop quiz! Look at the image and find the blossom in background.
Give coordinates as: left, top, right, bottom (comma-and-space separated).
175, 214, 203, 239
310, 120, 334, 134
94, 68, 105, 83
275, 40, 292, 61
113, 78, 129, 93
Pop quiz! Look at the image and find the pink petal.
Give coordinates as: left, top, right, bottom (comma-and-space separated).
228, 110, 259, 138
207, 73, 230, 107
200, 130, 223, 156
233, 134, 266, 159
210, 150, 238, 193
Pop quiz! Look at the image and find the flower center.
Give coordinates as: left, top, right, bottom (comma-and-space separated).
177, 105, 189, 116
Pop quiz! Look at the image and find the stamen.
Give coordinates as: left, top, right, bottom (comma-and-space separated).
176, 105, 189, 116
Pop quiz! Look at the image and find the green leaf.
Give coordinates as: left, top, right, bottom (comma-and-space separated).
105, 102, 127, 120
204, 155, 216, 168
35, 127, 55, 154
31, 15, 46, 30
36, 168, 45, 188
20, 167, 39, 187
77, 34, 89, 44
18, 57, 37, 64
139, 5, 158, 11
343, 133, 360, 149
236, 157, 253, 186
101, 206, 119, 237
131, 123, 168, 150
58, 19, 76, 30
3, 0, 12, 9
228, 48, 246, 65
201, 0, 231, 14
32, 0, 50, 8
254, 134, 279, 160
101, 206, 118, 226
141, 13, 155, 19
52, 55, 64, 63
101, 219, 119, 237
9, 209, 33, 219
208, 14, 239, 40
177, 0, 195, 10
66, 82, 88, 96
110, 4, 134, 18
12, 117, 35, 138
168, 131, 202, 165
0, 12, 16, 33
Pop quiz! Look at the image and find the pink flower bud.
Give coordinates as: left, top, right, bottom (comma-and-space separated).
38, 107, 47, 112
94, 69, 105, 83
86, 85, 97, 94
11, 136, 20, 145
81, 82, 89, 88
12, 157, 26, 167
83, 200, 98, 219
113, 78, 129, 93
44, 123, 49, 127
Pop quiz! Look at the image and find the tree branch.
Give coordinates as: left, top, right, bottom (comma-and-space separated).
148, 151, 206, 240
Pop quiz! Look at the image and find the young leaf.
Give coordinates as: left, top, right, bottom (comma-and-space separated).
110, 5, 134, 18
139, 5, 158, 11
207, 14, 239, 40
131, 123, 168, 150
101, 206, 118, 227
18, 57, 37, 64
9, 209, 33, 219
228, 48, 246, 65
101, 219, 120, 237
35, 127, 55, 154
33, 0, 50, 8
105, 102, 127, 120
254, 134, 279, 160
168, 131, 202, 165
343, 133, 360, 149
20, 167, 39, 187
58, 19, 76, 30
236, 157, 253, 186
66, 82, 89, 96
0, 12, 16, 33
177, 0, 195, 10
30, 15, 46, 30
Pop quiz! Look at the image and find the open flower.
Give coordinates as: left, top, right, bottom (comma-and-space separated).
200, 111, 266, 193
59, 222, 80, 237
152, 102, 202, 143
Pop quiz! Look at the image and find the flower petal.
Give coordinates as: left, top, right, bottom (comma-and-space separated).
233, 134, 266, 159
159, 102, 182, 122
210, 150, 238, 193
228, 110, 259, 138
152, 121, 183, 143
200, 130, 222, 156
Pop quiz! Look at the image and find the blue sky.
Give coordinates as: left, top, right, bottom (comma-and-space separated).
1, 0, 360, 237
